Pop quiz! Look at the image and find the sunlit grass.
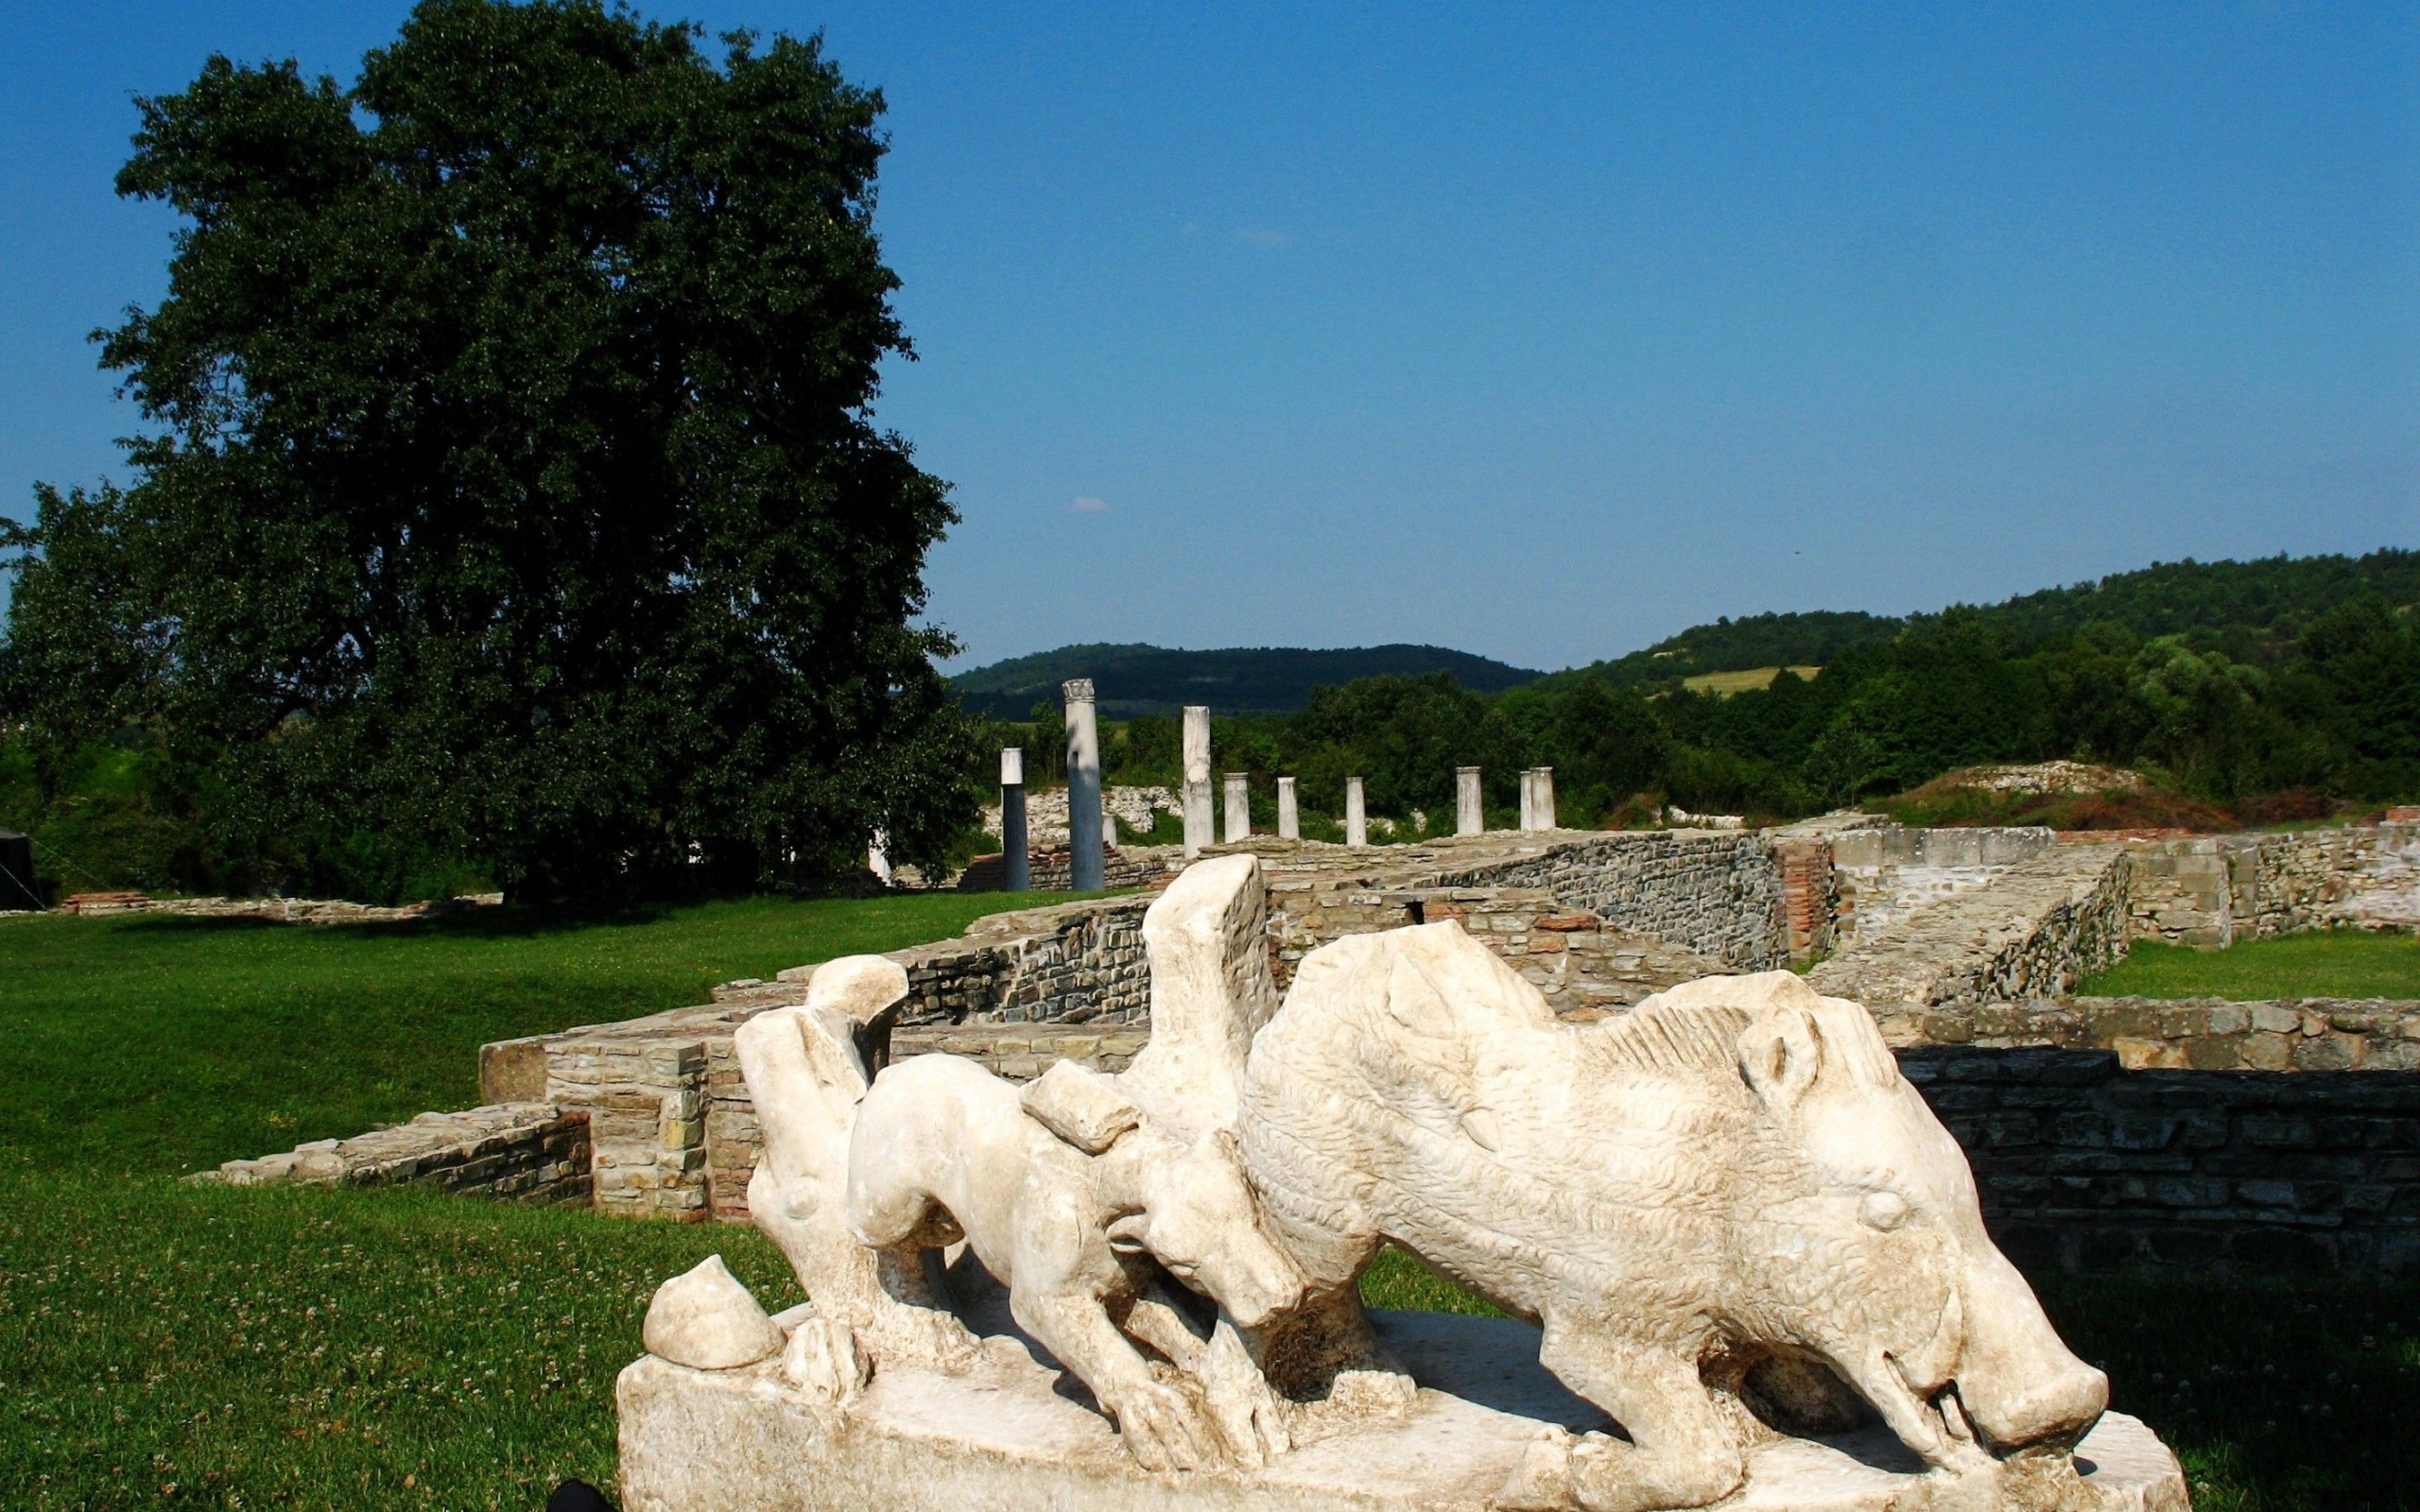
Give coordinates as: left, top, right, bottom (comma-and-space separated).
0, 892, 1092, 1175
2079, 931, 2420, 1002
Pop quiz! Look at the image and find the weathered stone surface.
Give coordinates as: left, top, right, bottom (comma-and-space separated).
642, 1256, 784, 1370
188, 1102, 589, 1204
1808, 842, 2129, 1010
617, 1310, 2184, 1512
1903, 1046, 2420, 1274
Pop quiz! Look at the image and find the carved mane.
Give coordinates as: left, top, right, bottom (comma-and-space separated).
1579, 1001, 1754, 1076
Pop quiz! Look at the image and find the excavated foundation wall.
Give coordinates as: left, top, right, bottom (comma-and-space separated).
1905, 1047, 2420, 1275
341, 819, 2407, 1266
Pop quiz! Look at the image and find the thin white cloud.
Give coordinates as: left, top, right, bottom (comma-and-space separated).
1069, 495, 1111, 513
1234, 226, 1289, 249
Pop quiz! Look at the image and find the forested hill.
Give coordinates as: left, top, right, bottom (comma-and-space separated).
949, 643, 1542, 717
1547, 550, 2420, 691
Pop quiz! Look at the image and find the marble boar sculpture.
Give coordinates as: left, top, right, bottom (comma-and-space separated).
1240, 925, 2110, 1512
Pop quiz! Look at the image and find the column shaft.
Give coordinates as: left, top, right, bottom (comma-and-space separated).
1000, 747, 1028, 892
1456, 766, 1483, 836
1063, 679, 1104, 891
1181, 705, 1214, 858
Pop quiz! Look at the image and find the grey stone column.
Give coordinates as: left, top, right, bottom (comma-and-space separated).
1345, 778, 1367, 847
1528, 766, 1556, 831
1224, 772, 1251, 843
999, 747, 1028, 892
1276, 777, 1299, 840
1456, 766, 1483, 836
1063, 679, 1104, 891
1181, 705, 1214, 859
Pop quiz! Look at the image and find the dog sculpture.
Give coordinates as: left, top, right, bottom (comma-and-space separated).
846, 1052, 1304, 1471
1239, 927, 2110, 1512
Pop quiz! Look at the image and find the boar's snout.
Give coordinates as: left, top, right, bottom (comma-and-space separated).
1965, 1359, 2108, 1452
1952, 1252, 2109, 1452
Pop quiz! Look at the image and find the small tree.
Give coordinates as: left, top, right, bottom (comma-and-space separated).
0, 0, 976, 900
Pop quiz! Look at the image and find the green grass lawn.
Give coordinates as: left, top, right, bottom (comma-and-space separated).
0, 893, 1093, 1176
3, 897, 2417, 1509
2078, 930, 2420, 1001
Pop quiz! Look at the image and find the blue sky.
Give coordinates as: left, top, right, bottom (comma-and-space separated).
2, 2, 2413, 672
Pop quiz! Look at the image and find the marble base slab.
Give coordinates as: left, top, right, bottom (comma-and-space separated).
618, 1311, 2188, 1512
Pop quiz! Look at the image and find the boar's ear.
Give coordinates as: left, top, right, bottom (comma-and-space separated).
1737, 1005, 1823, 1121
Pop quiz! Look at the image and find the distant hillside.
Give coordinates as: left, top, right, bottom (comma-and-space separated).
1545, 550, 2420, 692
1535, 610, 1900, 692
950, 643, 1543, 718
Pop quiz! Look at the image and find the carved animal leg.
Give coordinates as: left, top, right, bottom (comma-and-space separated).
1530, 1317, 1743, 1512
1014, 1291, 1213, 1473
1125, 1293, 1290, 1469
747, 1165, 974, 1370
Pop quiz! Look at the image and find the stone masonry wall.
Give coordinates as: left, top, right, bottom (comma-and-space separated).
1808, 842, 2132, 1011
1825, 826, 2057, 949
2128, 823, 2420, 946
1424, 831, 1789, 971
1896, 996, 2420, 1074
191, 1104, 591, 1205
1262, 881, 1737, 1013
1903, 1047, 2420, 1275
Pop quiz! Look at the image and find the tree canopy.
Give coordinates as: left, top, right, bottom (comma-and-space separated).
0, 0, 976, 902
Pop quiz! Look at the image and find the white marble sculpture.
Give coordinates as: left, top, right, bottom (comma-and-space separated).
1243, 934, 2111, 1511
622, 854, 2181, 1512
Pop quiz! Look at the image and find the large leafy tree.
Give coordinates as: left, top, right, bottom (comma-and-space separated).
0, 0, 976, 900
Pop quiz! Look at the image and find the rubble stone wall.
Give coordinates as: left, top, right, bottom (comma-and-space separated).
190, 1104, 591, 1205
1825, 827, 2057, 948
1807, 842, 2132, 1009
2128, 823, 2420, 946
1904, 1047, 2420, 1275
1261, 880, 1737, 1012
1896, 996, 2420, 1074
1423, 831, 1789, 971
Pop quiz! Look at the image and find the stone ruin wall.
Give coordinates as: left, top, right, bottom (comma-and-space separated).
200, 818, 2418, 1269
1907, 1047, 2420, 1275
2124, 822, 2420, 947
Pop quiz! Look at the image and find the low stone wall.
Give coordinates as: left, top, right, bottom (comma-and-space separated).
1424, 830, 1789, 971
954, 846, 1176, 894
1904, 1048, 2420, 1274
1899, 996, 2420, 1074
1825, 826, 2057, 948
1263, 880, 1737, 1013
861, 895, 1157, 1027
189, 1103, 591, 1204
2127, 823, 2420, 945
56, 891, 505, 923
1807, 842, 2131, 1009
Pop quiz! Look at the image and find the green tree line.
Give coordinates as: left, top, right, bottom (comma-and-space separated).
997, 569, 2418, 833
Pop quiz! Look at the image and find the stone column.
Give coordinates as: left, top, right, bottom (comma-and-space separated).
1345, 778, 1368, 847
1181, 705, 1214, 859
1224, 772, 1251, 843
1456, 766, 1483, 836
1063, 679, 1104, 891
1530, 766, 1555, 831
1276, 777, 1299, 840
999, 747, 1028, 892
